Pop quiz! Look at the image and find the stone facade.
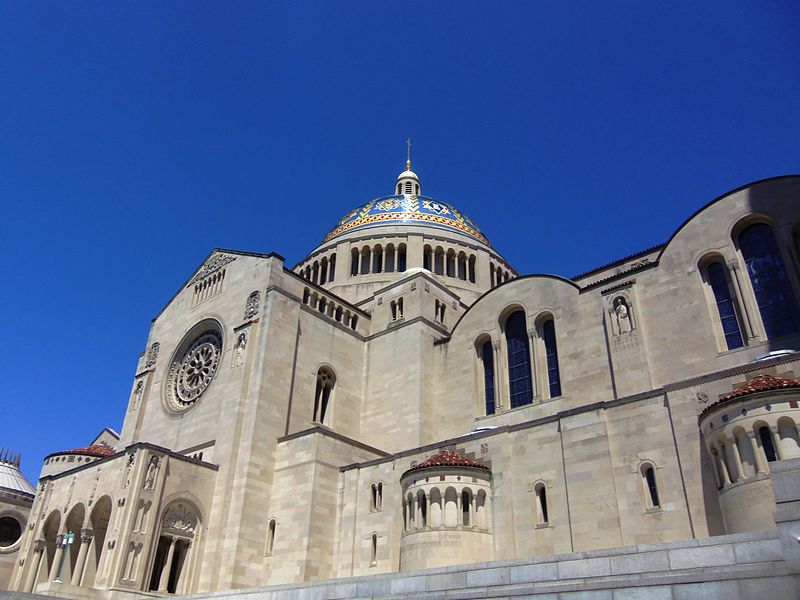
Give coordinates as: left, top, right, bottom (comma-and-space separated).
7, 168, 800, 598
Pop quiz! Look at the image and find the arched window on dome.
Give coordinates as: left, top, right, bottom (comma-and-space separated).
360, 246, 371, 275
468, 255, 476, 283
398, 244, 407, 271
313, 367, 336, 424
505, 310, 533, 408
415, 183, 419, 195
457, 252, 467, 280
329, 253, 336, 282
350, 249, 359, 276
397, 183, 402, 194
478, 339, 496, 415
372, 244, 383, 273
446, 249, 456, 278
423, 245, 432, 271
312, 261, 319, 284
490, 263, 496, 287
385, 244, 395, 272
739, 223, 800, 339
758, 425, 778, 462
405, 181, 412, 194
320, 257, 328, 285
703, 260, 744, 350
434, 247, 444, 275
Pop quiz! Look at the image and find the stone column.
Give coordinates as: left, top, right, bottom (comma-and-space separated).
728, 436, 746, 481
715, 446, 732, 486
24, 540, 46, 593
49, 535, 65, 581
749, 432, 766, 474
527, 328, 540, 402
727, 259, 758, 341
492, 341, 504, 411
772, 427, 785, 460
71, 529, 93, 586
158, 538, 177, 592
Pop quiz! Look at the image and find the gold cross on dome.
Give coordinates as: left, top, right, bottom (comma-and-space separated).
405, 138, 412, 169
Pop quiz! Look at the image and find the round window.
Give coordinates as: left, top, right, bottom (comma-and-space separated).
0, 516, 22, 548
165, 325, 223, 412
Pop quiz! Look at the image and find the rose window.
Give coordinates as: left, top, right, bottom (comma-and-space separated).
166, 330, 222, 411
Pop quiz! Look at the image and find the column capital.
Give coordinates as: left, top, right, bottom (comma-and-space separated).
33, 539, 46, 552
80, 528, 94, 543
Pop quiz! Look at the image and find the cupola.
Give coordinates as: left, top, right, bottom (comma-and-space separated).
395, 139, 421, 196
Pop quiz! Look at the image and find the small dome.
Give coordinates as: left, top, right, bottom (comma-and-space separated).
0, 450, 35, 497
397, 168, 419, 181
58, 444, 116, 458
699, 373, 800, 421
404, 450, 489, 476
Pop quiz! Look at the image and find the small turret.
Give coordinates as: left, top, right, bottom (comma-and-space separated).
396, 138, 421, 196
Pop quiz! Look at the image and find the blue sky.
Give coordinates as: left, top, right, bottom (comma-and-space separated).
1, 2, 798, 482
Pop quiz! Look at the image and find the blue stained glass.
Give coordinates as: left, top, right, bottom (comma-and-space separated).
542, 320, 562, 398
707, 262, 744, 350
481, 341, 496, 415
506, 311, 533, 408
740, 224, 800, 339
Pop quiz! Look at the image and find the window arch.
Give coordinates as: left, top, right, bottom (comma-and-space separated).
540, 318, 561, 398
478, 338, 496, 415
370, 533, 378, 566
757, 424, 778, 462
739, 222, 800, 338
397, 243, 407, 272
505, 310, 533, 408
641, 463, 661, 509
461, 490, 472, 526
313, 367, 336, 424
703, 260, 744, 350
350, 249, 359, 276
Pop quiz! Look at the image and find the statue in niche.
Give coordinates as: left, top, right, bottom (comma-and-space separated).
233, 332, 247, 368
123, 453, 135, 489
613, 296, 633, 334
143, 456, 159, 490
131, 380, 144, 412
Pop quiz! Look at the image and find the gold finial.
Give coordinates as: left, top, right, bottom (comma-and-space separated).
405, 138, 412, 170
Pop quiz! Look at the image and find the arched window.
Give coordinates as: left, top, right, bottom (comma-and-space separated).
312, 261, 319, 284
434, 247, 444, 275
351, 315, 358, 330
397, 183, 402, 194
481, 340, 496, 415
415, 183, 419, 195
418, 491, 428, 526
385, 244, 395, 272
468, 255, 476, 283
739, 223, 800, 338
461, 490, 471, 526
302, 288, 310, 304
541, 319, 561, 397
458, 253, 467, 280
405, 181, 412, 194
506, 311, 532, 408
758, 425, 777, 462
534, 482, 548, 525
446, 250, 456, 278
360, 247, 371, 275
370, 533, 378, 566
641, 464, 660, 509
265, 519, 276, 555
335, 306, 342, 322
373, 244, 383, 273
320, 258, 328, 285
313, 368, 336, 424
351, 249, 359, 276
423, 245, 432, 271
398, 244, 407, 272
390, 301, 397, 321
706, 261, 744, 350
398, 297, 404, 319
329, 253, 336, 282
370, 482, 383, 511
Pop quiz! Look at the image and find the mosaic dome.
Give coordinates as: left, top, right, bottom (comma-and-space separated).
323, 194, 490, 247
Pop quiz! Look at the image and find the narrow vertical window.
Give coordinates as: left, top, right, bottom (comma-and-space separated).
535, 483, 549, 525
266, 519, 276, 555
390, 301, 397, 321
329, 254, 336, 281
642, 465, 660, 508
397, 183, 402, 194
468, 255, 476, 283
370, 484, 378, 511
759, 425, 777, 462
376, 482, 383, 510
481, 340, 496, 415
370, 533, 377, 566
313, 368, 336, 424
398, 244, 407, 272
398, 297, 404, 318
419, 492, 428, 526
423, 246, 432, 271
706, 262, 744, 350
542, 319, 561, 397
506, 311, 533, 408
740, 223, 800, 339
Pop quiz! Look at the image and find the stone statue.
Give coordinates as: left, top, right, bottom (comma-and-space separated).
614, 297, 632, 334
131, 380, 144, 412
143, 456, 159, 490
233, 333, 247, 368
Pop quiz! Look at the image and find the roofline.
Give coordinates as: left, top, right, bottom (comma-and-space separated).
655, 174, 800, 263
571, 244, 665, 281
151, 248, 285, 322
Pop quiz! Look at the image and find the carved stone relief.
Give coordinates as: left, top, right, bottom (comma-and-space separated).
162, 503, 198, 538
244, 290, 260, 320
143, 456, 159, 491
130, 379, 144, 412
188, 253, 237, 286
122, 453, 135, 489
145, 342, 160, 368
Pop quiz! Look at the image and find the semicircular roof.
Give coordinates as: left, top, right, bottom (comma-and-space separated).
323, 195, 490, 247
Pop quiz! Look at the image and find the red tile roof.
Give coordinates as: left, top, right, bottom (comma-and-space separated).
405, 450, 489, 475
60, 444, 115, 458
699, 373, 800, 420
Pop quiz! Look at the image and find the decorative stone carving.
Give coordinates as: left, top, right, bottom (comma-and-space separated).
613, 297, 633, 334
696, 390, 709, 404
166, 329, 223, 411
143, 456, 159, 491
162, 504, 198, 538
145, 342, 160, 368
188, 253, 237, 286
233, 332, 247, 368
244, 290, 260, 320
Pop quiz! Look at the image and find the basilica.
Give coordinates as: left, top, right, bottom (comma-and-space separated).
4, 162, 800, 598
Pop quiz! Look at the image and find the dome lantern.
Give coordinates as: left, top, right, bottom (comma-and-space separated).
396, 138, 421, 196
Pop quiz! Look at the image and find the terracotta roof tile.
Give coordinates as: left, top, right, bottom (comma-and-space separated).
405, 450, 489, 475
699, 374, 800, 420
61, 444, 115, 458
